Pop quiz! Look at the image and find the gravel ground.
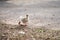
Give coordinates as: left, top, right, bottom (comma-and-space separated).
0, 21, 60, 40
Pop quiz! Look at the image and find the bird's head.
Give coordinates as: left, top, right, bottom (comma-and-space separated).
26, 14, 28, 18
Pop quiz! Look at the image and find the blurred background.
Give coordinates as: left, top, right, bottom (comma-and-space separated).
0, 0, 60, 29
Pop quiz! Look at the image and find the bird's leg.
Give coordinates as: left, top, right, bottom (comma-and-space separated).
18, 21, 21, 25
24, 22, 28, 26
20, 22, 27, 26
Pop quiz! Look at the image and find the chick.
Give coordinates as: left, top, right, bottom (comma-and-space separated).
18, 15, 29, 26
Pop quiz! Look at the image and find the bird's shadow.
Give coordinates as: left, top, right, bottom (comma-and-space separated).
14, 25, 27, 30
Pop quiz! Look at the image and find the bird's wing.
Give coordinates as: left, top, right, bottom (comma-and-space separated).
18, 16, 24, 21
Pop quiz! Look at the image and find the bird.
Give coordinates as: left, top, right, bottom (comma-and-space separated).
18, 15, 29, 26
